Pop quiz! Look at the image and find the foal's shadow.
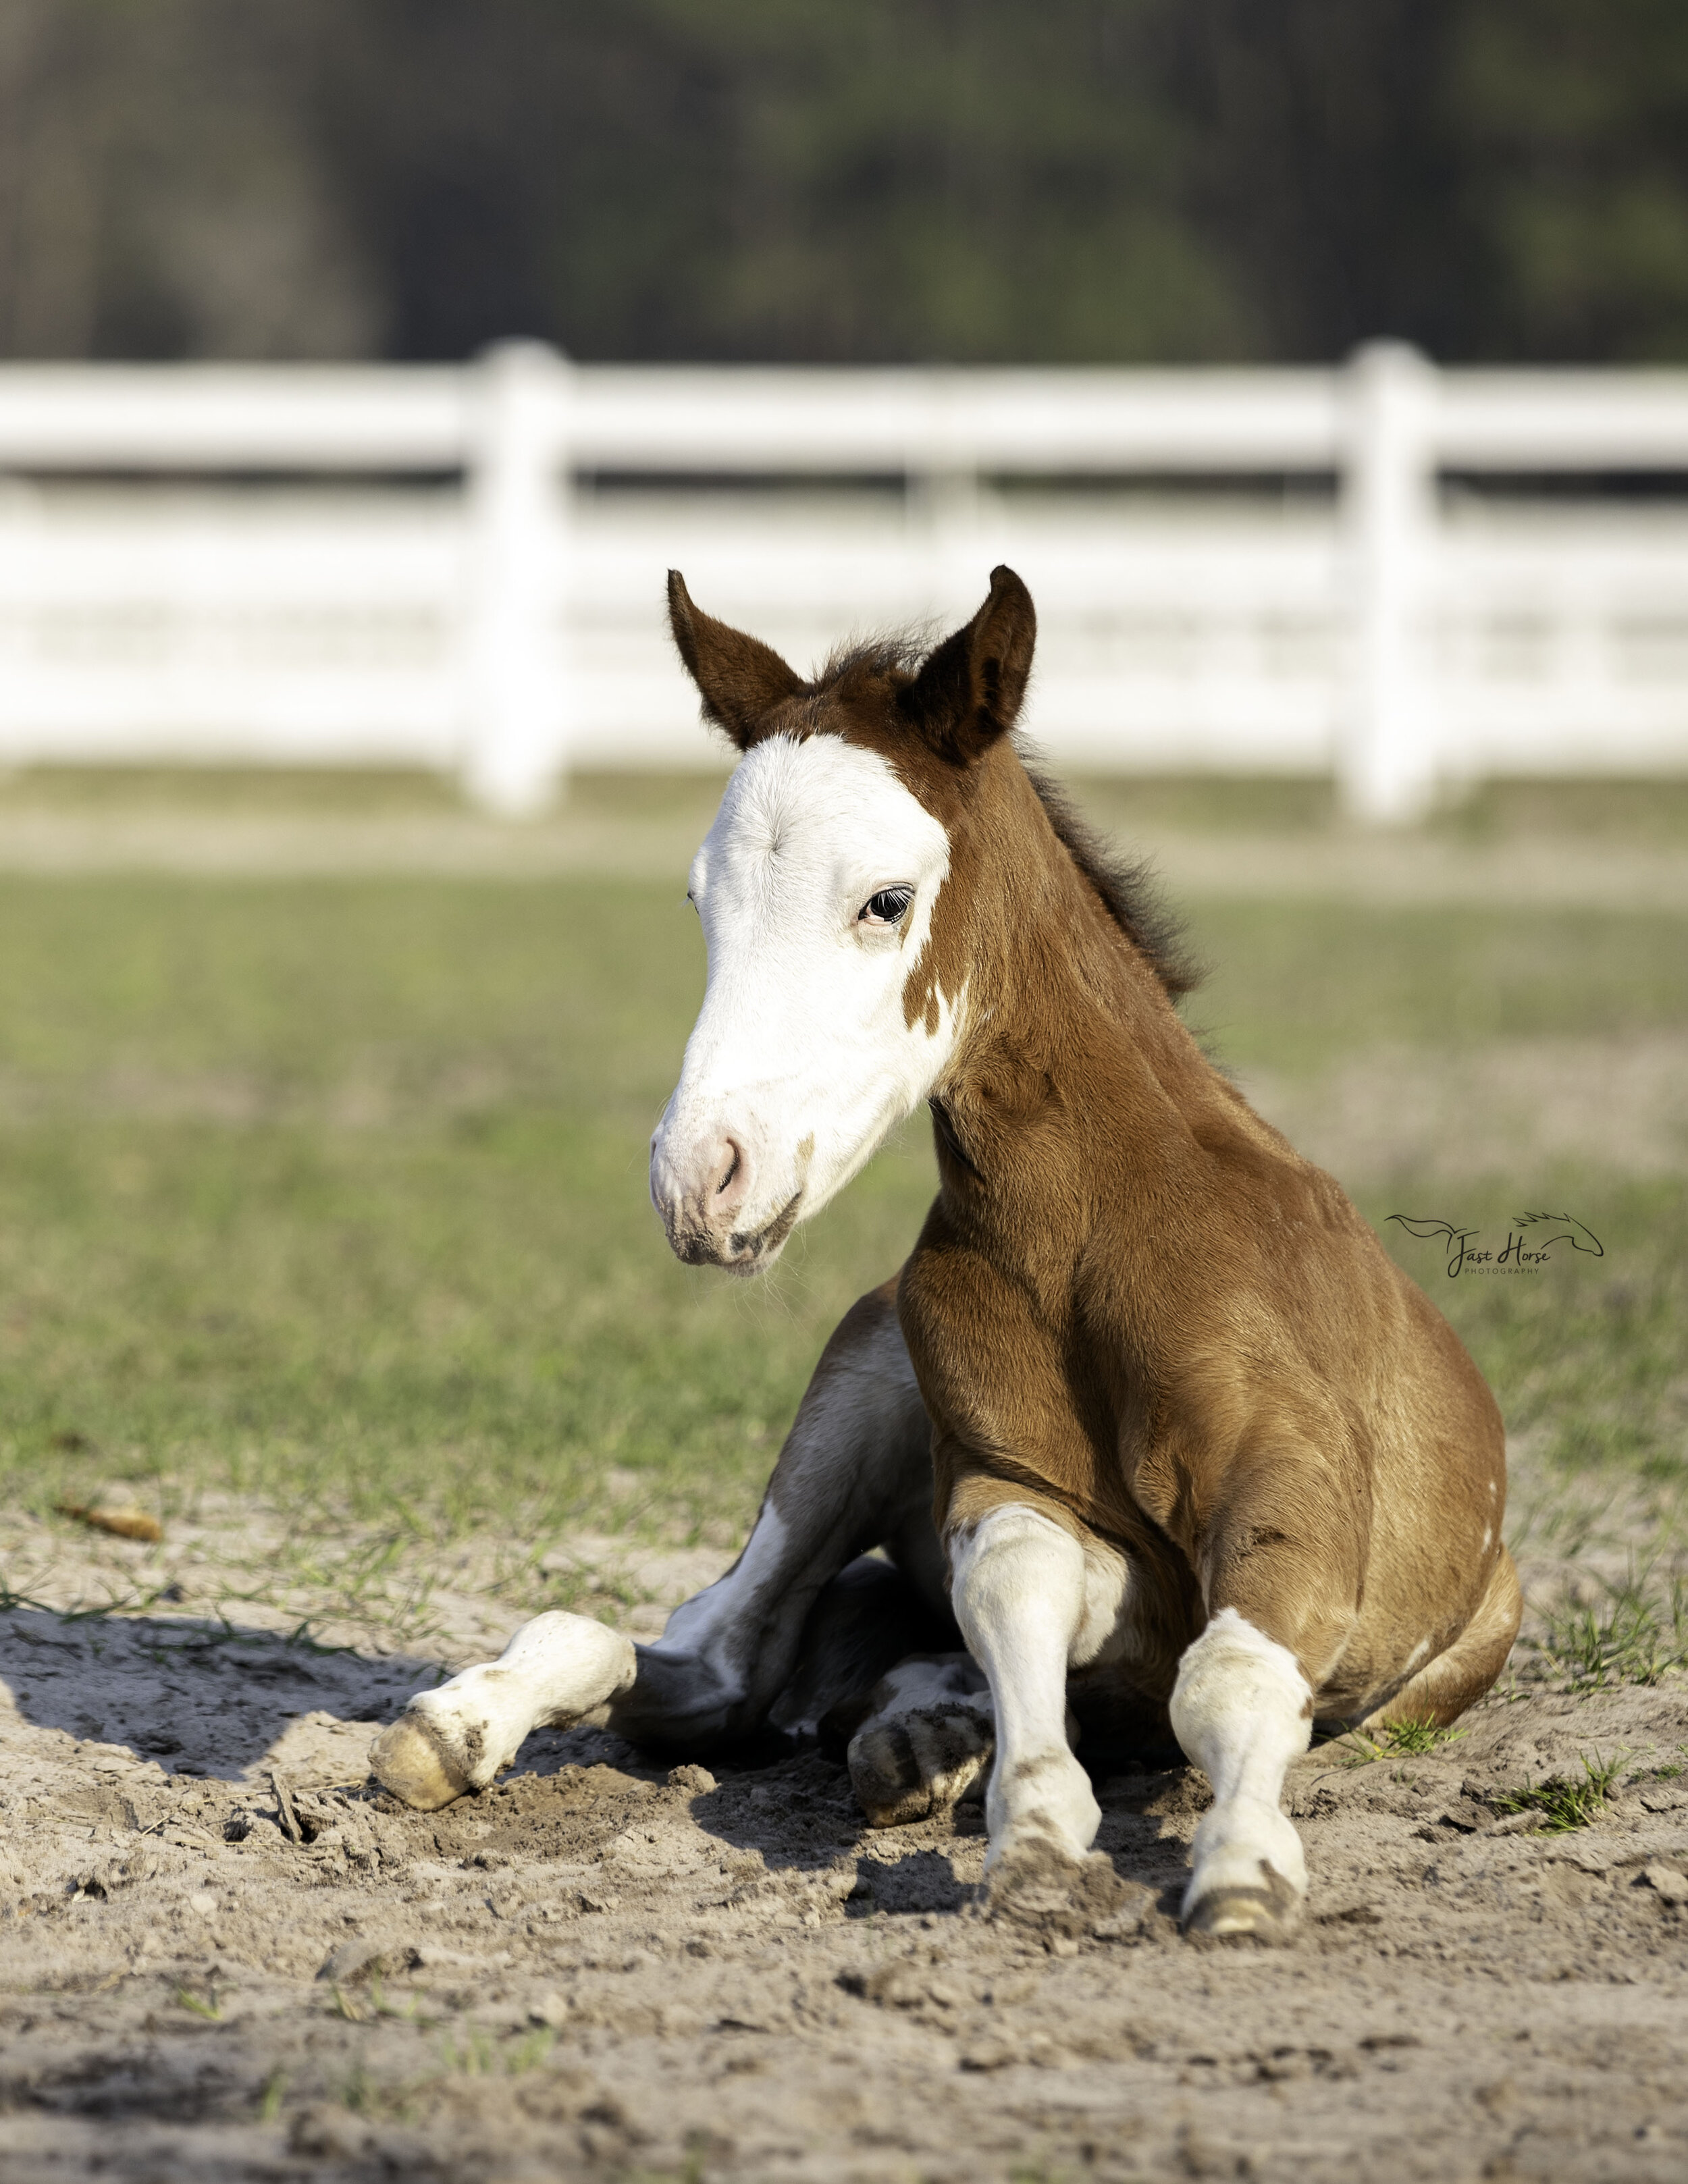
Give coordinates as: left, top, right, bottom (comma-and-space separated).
675, 1745, 984, 1914
0, 1601, 439, 1785
660, 1727, 1194, 1920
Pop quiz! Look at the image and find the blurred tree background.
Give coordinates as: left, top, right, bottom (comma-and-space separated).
1, 0, 1686, 366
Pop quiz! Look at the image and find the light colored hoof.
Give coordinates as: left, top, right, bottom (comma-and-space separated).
369, 1713, 471, 1811
369, 1613, 639, 1812
1182, 1861, 1302, 1944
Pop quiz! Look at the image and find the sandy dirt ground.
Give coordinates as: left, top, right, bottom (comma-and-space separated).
3, 1479, 1687, 2184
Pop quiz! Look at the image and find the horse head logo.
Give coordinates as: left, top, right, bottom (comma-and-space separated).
1512, 1213, 1604, 1258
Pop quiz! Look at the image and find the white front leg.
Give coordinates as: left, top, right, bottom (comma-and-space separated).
371, 1613, 637, 1811
1168, 1606, 1313, 1939
949, 1504, 1101, 1869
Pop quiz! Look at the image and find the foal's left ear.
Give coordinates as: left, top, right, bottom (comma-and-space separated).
897, 565, 1036, 766
668, 570, 807, 749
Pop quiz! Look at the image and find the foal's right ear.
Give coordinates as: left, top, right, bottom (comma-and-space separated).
667, 571, 806, 750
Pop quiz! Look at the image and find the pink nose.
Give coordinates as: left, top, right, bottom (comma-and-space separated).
650, 1130, 758, 1265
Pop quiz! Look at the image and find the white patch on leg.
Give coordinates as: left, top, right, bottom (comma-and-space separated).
371, 1613, 636, 1810
1168, 1606, 1312, 1936
649, 1501, 790, 1685
949, 1504, 1100, 1869
1072, 1532, 1133, 1667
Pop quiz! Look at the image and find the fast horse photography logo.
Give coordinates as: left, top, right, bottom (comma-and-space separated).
1386, 1211, 1604, 1279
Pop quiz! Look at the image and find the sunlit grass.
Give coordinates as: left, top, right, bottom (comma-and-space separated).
1338, 1720, 1469, 1767
1534, 1571, 1688, 1693
1492, 1751, 1628, 1833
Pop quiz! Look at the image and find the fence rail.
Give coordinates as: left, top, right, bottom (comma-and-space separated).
2, 344, 1687, 818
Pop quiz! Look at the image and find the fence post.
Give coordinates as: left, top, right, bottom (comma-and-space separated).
1340, 343, 1439, 824
461, 342, 571, 814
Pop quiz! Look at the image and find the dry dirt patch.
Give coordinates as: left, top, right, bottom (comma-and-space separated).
4, 1518, 1688, 2183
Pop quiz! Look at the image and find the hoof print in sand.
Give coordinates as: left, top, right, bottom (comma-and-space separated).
985, 1839, 1149, 1944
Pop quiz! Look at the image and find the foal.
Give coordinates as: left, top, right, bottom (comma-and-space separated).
373, 568, 1521, 1940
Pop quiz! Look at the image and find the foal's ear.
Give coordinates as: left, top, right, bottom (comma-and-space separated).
898, 565, 1036, 765
667, 571, 806, 749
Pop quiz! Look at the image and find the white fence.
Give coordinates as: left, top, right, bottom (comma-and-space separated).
3, 343, 1688, 820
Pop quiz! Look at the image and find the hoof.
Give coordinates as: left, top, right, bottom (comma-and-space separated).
986, 1839, 1145, 1943
848, 1703, 993, 1830
1182, 1861, 1302, 1944
369, 1713, 471, 1811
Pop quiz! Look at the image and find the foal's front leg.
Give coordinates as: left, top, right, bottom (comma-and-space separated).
370, 1614, 639, 1810
948, 1501, 1127, 1892
1165, 1458, 1361, 1940
1167, 1608, 1313, 1939
373, 1281, 936, 1809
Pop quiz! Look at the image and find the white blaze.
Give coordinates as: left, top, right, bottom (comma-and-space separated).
652, 733, 959, 1258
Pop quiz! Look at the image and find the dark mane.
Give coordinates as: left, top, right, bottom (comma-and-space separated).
1020, 755, 1201, 1002
812, 636, 1199, 1003
816, 632, 932, 684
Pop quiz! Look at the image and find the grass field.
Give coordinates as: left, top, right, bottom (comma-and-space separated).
1, 782, 1684, 1580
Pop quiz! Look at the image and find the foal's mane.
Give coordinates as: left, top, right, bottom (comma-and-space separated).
1017, 758, 1201, 1003
818, 635, 1201, 1005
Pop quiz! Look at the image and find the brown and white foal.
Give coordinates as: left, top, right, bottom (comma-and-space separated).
373, 568, 1521, 1940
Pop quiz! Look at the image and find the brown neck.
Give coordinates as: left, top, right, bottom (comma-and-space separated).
928, 747, 1217, 1252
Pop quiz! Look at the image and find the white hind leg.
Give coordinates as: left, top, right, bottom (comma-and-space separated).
1169, 1607, 1312, 1940
371, 1614, 637, 1811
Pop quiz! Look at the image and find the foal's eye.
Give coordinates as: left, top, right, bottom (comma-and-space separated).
860, 886, 914, 926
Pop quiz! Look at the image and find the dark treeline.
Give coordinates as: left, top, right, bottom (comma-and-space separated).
2, 0, 1686, 367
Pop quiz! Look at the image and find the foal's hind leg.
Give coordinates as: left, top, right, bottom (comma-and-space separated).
371, 1281, 939, 1808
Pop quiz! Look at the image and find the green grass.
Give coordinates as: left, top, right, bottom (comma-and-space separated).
1535, 1572, 1688, 1693
1, 863, 1683, 1549
1070, 772, 1688, 844
1337, 1720, 1469, 1767
0, 764, 473, 818
0, 874, 934, 1542
1492, 1751, 1628, 1833
1192, 901, 1688, 1077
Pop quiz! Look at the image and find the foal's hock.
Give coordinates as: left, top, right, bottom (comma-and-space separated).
373, 567, 1520, 1944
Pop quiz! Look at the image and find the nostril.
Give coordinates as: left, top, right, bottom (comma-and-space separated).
715, 1139, 742, 1197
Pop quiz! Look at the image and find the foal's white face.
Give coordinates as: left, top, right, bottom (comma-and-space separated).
650, 733, 959, 1273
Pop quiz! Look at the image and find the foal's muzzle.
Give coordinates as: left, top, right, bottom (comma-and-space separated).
649, 1125, 803, 1273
